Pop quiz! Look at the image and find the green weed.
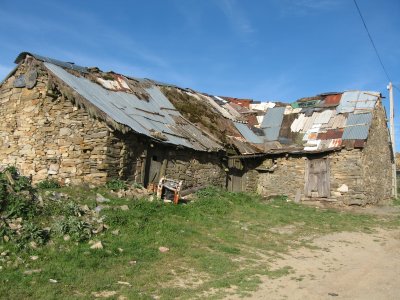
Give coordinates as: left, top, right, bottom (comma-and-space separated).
36, 178, 61, 189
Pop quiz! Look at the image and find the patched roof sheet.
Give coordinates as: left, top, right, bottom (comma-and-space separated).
10, 52, 386, 155
44, 62, 222, 152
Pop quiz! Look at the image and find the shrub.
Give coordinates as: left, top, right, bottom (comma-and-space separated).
53, 216, 92, 242
105, 179, 127, 190
37, 178, 61, 189
0, 166, 37, 218
16, 222, 50, 249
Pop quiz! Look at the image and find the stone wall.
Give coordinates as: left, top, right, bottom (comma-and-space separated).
329, 150, 364, 204
0, 63, 115, 185
255, 155, 305, 198
360, 103, 392, 204
0, 62, 226, 188
164, 150, 226, 189
255, 106, 392, 206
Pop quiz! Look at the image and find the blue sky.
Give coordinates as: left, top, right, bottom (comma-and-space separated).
1, 0, 399, 148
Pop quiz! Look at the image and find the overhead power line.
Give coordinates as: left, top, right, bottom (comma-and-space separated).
353, 0, 393, 84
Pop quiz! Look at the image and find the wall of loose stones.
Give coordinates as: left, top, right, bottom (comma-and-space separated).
0, 63, 241, 189
255, 155, 306, 199
329, 150, 364, 204
164, 150, 226, 190
0, 64, 116, 185
360, 103, 392, 204
254, 150, 368, 205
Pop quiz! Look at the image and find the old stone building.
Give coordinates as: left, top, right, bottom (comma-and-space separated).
0, 52, 394, 205
230, 92, 394, 205
0, 53, 237, 189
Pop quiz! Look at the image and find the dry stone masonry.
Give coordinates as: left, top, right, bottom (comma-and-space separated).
0, 52, 394, 206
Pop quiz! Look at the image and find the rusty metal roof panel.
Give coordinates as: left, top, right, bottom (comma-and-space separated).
234, 122, 264, 144
342, 124, 370, 140
44, 62, 222, 151
231, 138, 262, 154
324, 94, 342, 107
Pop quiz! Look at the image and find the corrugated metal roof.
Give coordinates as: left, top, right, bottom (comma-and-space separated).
44, 62, 222, 152
261, 107, 285, 128
234, 122, 264, 144
345, 112, 372, 126
314, 109, 334, 124
16, 52, 88, 73
329, 114, 347, 129
302, 112, 318, 132
222, 103, 243, 119
324, 94, 341, 107
231, 138, 262, 155
354, 91, 379, 112
337, 91, 359, 113
201, 95, 236, 120
337, 91, 379, 114
342, 124, 370, 140
263, 127, 281, 141
290, 114, 302, 132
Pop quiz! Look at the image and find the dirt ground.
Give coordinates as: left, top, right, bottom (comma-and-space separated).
233, 227, 400, 300
224, 205, 400, 300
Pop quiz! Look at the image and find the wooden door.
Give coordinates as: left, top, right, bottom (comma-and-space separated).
305, 158, 330, 198
228, 169, 245, 192
144, 151, 163, 188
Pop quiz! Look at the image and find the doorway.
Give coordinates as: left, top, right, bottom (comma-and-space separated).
304, 158, 330, 198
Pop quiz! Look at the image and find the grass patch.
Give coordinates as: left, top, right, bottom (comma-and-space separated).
0, 187, 398, 299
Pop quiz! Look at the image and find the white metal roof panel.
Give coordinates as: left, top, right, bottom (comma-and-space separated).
314, 109, 334, 124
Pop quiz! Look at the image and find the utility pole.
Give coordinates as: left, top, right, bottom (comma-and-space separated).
388, 82, 397, 198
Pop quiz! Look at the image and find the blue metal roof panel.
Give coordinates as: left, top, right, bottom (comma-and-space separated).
234, 122, 264, 144
355, 91, 379, 111
337, 91, 358, 113
263, 127, 280, 141
145, 86, 177, 111
261, 107, 285, 128
346, 112, 372, 126
342, 124, 370, 140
